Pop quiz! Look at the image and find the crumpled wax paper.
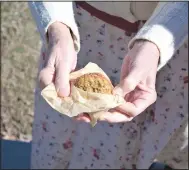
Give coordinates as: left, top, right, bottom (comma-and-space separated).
41, 62, 125, 126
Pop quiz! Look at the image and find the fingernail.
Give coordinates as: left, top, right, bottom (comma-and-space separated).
113, 86, 124, 96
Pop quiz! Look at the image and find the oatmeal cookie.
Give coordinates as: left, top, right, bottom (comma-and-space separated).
74, 73, 113, 94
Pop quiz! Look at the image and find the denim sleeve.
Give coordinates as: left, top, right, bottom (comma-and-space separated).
28, 2, 80, 52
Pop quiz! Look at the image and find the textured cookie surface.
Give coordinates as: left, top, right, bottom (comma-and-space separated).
74, 73, 113, 94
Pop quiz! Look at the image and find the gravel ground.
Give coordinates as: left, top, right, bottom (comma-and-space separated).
1, 2, 41, 141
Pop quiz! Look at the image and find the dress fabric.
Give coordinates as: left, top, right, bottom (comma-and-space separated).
31, 3, 188, 169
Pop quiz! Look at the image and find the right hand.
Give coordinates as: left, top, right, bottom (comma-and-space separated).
39, 22, 77, 97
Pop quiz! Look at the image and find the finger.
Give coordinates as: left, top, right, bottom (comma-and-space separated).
71, 53, 77, 71
55, 60, 71, 97
131, 84, 157, 114
39, 67, 55, 89
113, 73, 141, 97
114, 100, 138, 117
99, 110, 133, 123
114, 55, 146, 96
39, 48, 56, 89
118, 45, 157, 96
75, 116, 91, 123
74, 113, 91, 123
117, 85, 157, 117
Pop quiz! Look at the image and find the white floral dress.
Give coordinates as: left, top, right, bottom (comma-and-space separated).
29, 2, 188, 169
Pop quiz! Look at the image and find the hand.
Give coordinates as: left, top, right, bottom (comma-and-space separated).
76, 40, 159, 123
39, 22, 77, 97
103, 40, 160, 123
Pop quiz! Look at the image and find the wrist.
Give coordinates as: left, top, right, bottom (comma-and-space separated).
133, 40, 160, 60
47, 22, 72, 43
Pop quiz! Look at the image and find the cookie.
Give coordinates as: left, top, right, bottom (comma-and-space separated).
74, 73, 113, 94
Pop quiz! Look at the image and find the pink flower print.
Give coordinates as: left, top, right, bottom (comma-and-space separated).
120, 47, 125, 51
177, 112, 184, 119
184, 76, 188, 84
132, 164, 136, 170
141, 154, 144, 159
98, 52, 103, 56
86, 49, 92, 56
96, 39, 104, 46
125, 31, 132, 36
77, 12, 82, 16
42, 121, 49, 132
109, 44, 115, 54
155, 120, 158, 125
91, 148, 100, 160
137, 149, 141, 154
76, 3, 81, 9
63, 139, 73, 149
118, 56, 124, 60
125, 157, 129, 161
112, 68, 119, 74
181, 67, 187, 71
154, 145, 158, 150
86, 34, 91, 40
97, 25, 105, 35
150, 110, 155, 122
98, 52, 104, 60
117, 37, 123, 41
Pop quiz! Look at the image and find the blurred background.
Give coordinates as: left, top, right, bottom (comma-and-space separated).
1, 2, 41, 142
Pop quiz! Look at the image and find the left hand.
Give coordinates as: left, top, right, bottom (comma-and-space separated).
76, 40, 160, 123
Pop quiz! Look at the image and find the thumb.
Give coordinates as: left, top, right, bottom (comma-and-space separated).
55, 62, 71, 97
113, 70, 141, 96
39, 66, 55, 89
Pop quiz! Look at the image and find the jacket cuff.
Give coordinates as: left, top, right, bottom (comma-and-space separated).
29, 2, 80, 53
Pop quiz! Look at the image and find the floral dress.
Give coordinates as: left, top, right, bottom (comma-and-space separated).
29, 2, 188, 169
